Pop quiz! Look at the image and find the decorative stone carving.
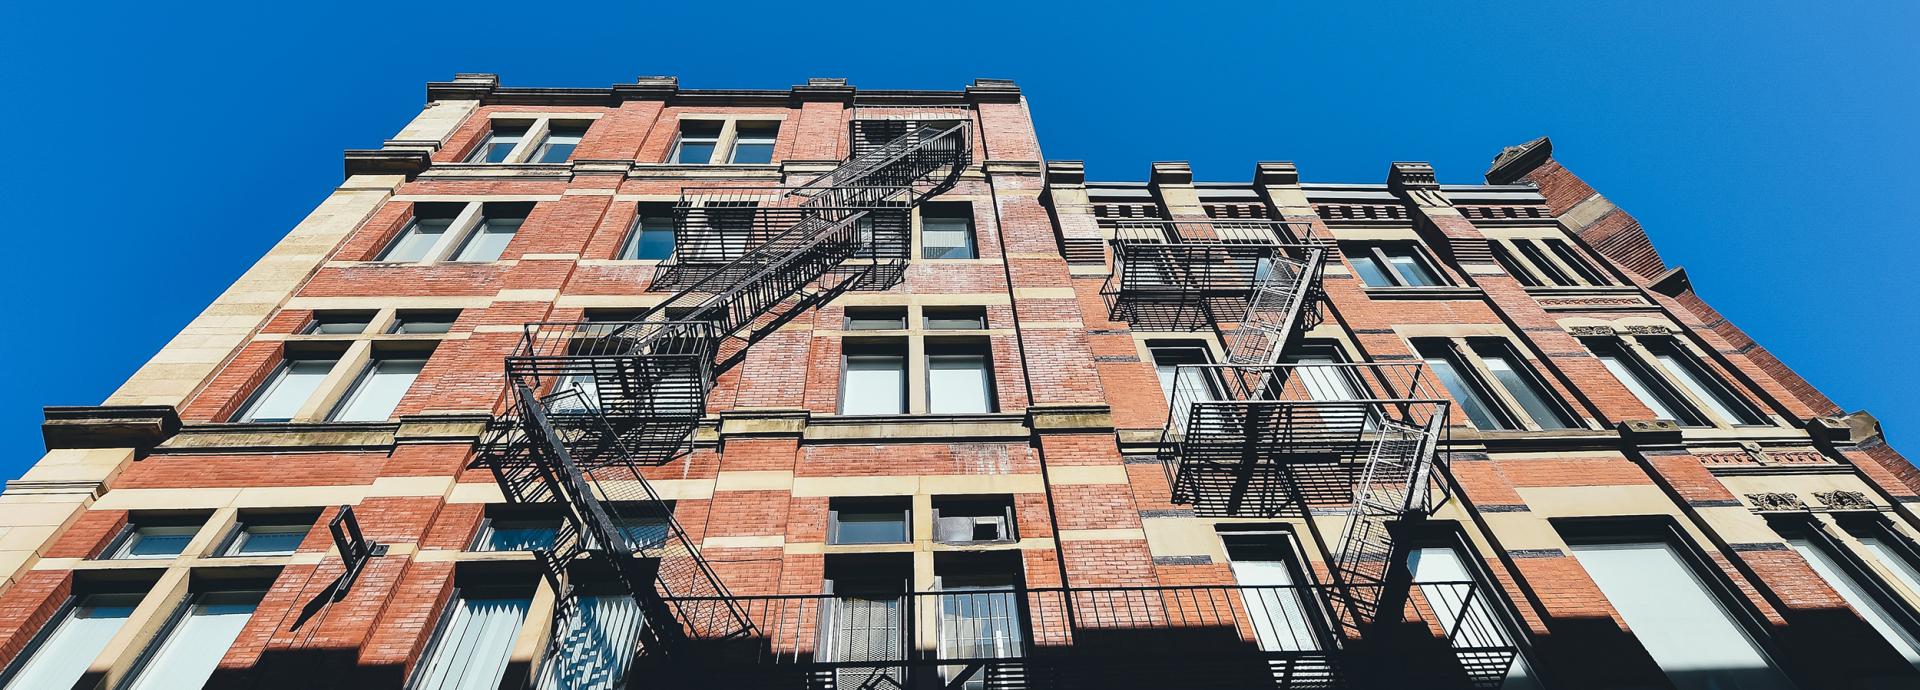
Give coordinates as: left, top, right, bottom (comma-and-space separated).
1625, 324, 1673, 336
1745, 492, 1808, 511
1814, 490, 1874, 510
1388, 162, 1448, 206
1567, 325, 1617, 337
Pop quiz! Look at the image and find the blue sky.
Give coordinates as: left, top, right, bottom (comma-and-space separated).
1, 1, 1914, 479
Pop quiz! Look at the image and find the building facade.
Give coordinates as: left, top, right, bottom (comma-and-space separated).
2, 73, 1918, 690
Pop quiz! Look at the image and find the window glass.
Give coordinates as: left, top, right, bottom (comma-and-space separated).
0, 593, 139, 690
1569, 541, 1793, 690
1490, 243, 1540, 287
330, 358, 426, 422
928, 353, 993, 414
672, 120, 723, 164
531, 123, 587, 163
728, 121, 778, 164
305, 312, 372, 335
615, 517, 669, 550
1546, 239, 1608, 285
924, 308, 986, 330
467, 124, 528, 163
452, 215, 521, 263
1471, 340, 1578, 429
1787, 537, 1920, 669
109, 525, 200, 559
845, 309, 907, 330
831, 502, 909, 545
1222, 535, 1324, 652
391, 311, 458, 334
621, 212, 676, 261
380, 216, 453, 262
1383, 246, 1442, 286
1644, 338, 1765, 425
537, 595, 642, 690
124, 591, 262, 690
1515, 240, 1574, 286
1408, 547, 1543, 690
1151, 345, 1219, 405
412, 593, 530, 690
1415, 341, 1510, 430
934, 567, 1023, 688
223, 523, 309, 556
475, 519, 559, 552
1348, 251, 1395, 287
1859, 535, 1920, 597
922, 207, 976, 259
239, 358, 336, 422
1586, 339, 1704, 425
842, 353, 906, 415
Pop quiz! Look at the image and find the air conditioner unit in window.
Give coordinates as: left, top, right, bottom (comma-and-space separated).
935, 515, 1010, 544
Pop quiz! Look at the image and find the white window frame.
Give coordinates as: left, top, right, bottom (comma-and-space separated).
375, 202, 528, 266
1413, 336, 1582, 432
235, 357, 339, 423
327, 356, 426, 422
667, 116, 785, 166
1345, 241, 1447, 287
464, 114, 599, 164
1582, 330, 1769, 428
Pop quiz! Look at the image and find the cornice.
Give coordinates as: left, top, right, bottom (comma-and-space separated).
42, 405, 181, 453
343, 149, 431, 180
1486, 136, 1553, 185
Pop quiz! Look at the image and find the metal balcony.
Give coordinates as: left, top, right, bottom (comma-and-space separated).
641, 582, 1514, 689
502, 320, 717, 468
658, 186, 912, 289
1101, 221, 1323, 332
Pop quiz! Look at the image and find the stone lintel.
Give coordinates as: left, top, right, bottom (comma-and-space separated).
1027, 404, 1115, 434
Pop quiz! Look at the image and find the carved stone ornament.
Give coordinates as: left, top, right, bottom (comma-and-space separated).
1567, 325, 1617, 337
1745, 492, 1808, 511
1814, 490, 1874, 510
1625, 324, 1674, 336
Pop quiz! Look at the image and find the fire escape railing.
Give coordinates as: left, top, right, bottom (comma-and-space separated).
1100, 220, 1323, 334
645, 582, 1515, 689
478, 119, 972, 684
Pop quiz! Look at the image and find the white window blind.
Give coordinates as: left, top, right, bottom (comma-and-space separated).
842, 355, 905, 415
239, 359, 335, 422
411, 594, 530, 690
331, 359, 425, 422
452, 216, 521, 263
124, 591, 262, 690
1859, 536, 1920, 598
0, 594, 139, 690
1570, 541, 1793, 690
928, 354, 991, 413
537, 595, 641, 690
1788, 538, 1920, 670
1224, 539, 1322, 652
1408, 547, 1542, 690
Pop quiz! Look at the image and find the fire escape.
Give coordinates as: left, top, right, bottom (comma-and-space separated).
1106, 220, 1517, 688
476, 119, 972, 686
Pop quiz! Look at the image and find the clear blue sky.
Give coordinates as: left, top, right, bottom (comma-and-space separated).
2, 1, 1914, 479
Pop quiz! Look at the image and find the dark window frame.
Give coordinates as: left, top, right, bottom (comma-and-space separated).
1342, 241, 1449, 287
827, 497, 912, 546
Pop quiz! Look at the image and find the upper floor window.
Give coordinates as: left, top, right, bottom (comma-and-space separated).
927, 340, 995, 414
619, 203, 676, 261
377, 202, 530, 264
925, 307, 987, 330
466, 123, 528, 163
1149, 341, 1221, 404
451, 210, 524, 263
219, 514, 313, 557
121, 590, 263, 690
0, 593, 141, 690
1414, 338, 1578, 431
465, 117, 593, 164
921, 203, 977, 259
846, 307, 908, 331
932, 496, 1017, 544
379, 203, 461, 262
304, 311, 373, 335
472, 515, 559, 552
841, 340, 907, 415
236, 357, 337, 423
671, 120, 724, 164
412, 587, 531, 690
1774, 521, 1920, 671
390, 310, 459, 334
1344, 242, 1445, 287
669, 118, 782, 165
1492, 237, 1610, 287
829, 498, 910, 545
729, 121, 779, 164
1583, 334, 1766, 427
329, 357, 426, 422
105, 520, 202, 560
529, 123, 587, 163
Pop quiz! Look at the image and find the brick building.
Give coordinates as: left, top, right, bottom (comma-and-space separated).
3, 73, 1918, 689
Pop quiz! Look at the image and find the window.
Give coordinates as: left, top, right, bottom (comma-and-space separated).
304, 311, 373, 335
928, 341, 995, 414
122, 590, 262, 690
1546, 239, 1609, 285
820, 556, 909, 688
412, 590, 531, 690
933, 555, 1025, 689
220, 516, 311, 557
1513, 240, 1574, 286
1780, 528, 1920, 670
1407, 546, 1544, 690
671, 120, 723, 164
841, 342, 907, 415
107, 522, 202, 560
845, 308, 907, 331
1849, 522, 1920, 599
378, 204, 462, 262
1415, 340, 1516, 431
1584, 335, 1765, 427
1222, 534, 1329, 652
1567, 537, 1793, 690
537, 595, 641, 690
932, 497, 1016, 544
921, 203, 977, 259
1282, 343, 1368, 402
613, 516, 669, 551
728, 121, 778, 164
1345, 242, 1445, 287
530, 123, 587, 163
329, 357, 426, 422
0, 593, 140, 690
619, 204, 676, 260
466, 123, 528, 163
925, 307, 986, 330
237, 357, 336, 422
391, 310, 459, 334
473, 517, 559, 552
450, 207, 524, 263
829, 498, 909, 545
1469, 339, 1579, 429
1490, 243, 1540, 287
1149, 341, 1221, 405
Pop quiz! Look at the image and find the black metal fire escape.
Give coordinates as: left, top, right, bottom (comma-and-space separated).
477, 120, 972, 685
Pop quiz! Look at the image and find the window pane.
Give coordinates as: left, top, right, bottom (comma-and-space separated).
533, 124, 587, 163
922, 218, 976, 259
676, 142, 716, 164
1570, 541, 1793, 690
113, 526, 198, 559
452, 216, 521, 262
225, 524, 308, 556
1409, 548, 1544, 690
330, 358, 425, 422
622, 216, 675, 260
929, 354, 992, 414
392, 312, 457, 334
1645, 339, 1764, 425
842, 355, 905, 415
1473, 341, 1577, 429
1490, 243, 1540, 287
124, 591, 262, 690
925, 309, 986, 330
1416, 341, 1511, 430
240, 359, 335, 422
846, 310, 907, 330
834, 509, 907, 544
673, 121, 722, 165
305, 313, 371, 335
1151, 346, 1217, 404
616, 517, 669, 550
1588, 340, 1703, 425
1224, 538, 1323, 652
1546, 239, 1608, 285
729, 122, 778, 164
467, 125, 527, 163
379, 217, 452, 262
1788, 538, 1920, 669
537, 596, 641, 690
1348, 252, 1395, 287
413, 595, 530, 690
1384, 247, 1442, 286
0, 594, 139, 690
477, 520, 558, 552
1515, 240, 1574, 286
1859, 537, 1920, 597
